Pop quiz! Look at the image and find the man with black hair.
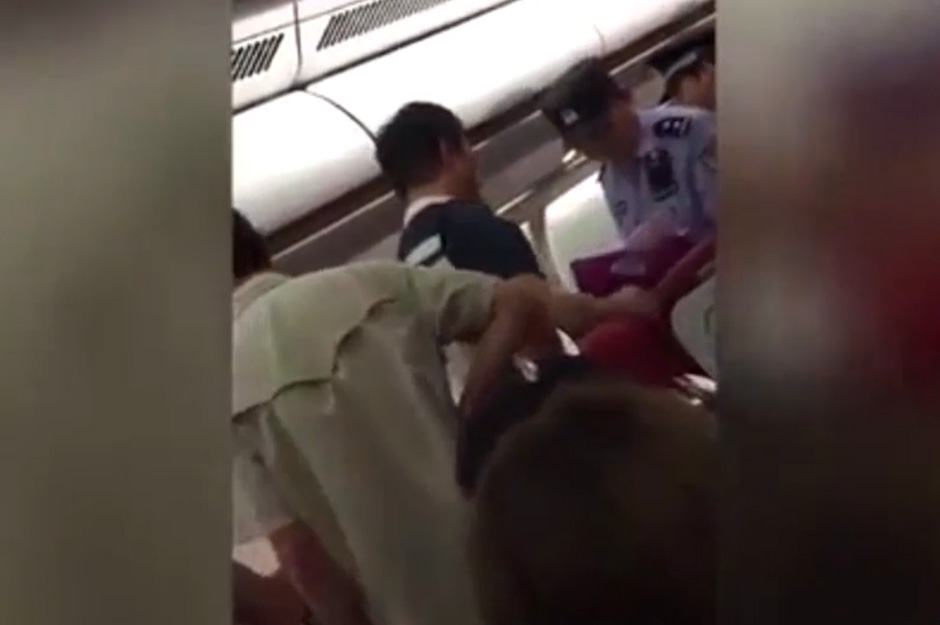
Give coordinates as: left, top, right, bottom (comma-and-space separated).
375, 102, 660, 340
377, 102, 542, 280
658, 45, 716, 110
231, 209, 558, 625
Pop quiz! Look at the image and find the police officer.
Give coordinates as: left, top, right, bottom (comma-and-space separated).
539, 57, 717, 299
658, 45, 716, 110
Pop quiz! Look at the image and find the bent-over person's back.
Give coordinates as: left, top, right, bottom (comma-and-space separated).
233, 261, 500, 625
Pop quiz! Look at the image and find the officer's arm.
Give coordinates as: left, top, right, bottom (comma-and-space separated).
655, 237, 716, 306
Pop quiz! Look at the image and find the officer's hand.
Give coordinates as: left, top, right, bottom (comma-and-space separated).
607, 286, 662, 318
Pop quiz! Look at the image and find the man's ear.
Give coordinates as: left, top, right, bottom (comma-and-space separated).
438, 140, 463, 169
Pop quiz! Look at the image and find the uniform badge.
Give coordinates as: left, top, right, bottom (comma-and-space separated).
652, 116, 692, 139
643, 149, 679, 201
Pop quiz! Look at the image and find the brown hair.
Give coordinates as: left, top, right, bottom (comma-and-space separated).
469, 380, 717, 625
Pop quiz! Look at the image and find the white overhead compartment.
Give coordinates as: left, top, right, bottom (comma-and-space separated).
588, 0, 711, 55
231, 0, 300, 111
232, 92, 378, 234
306, 0, 603, 134
232, 0, 296, 42
295, 0, 514, 84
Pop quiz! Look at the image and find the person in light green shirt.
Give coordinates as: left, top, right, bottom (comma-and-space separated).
231, 209, 557, 625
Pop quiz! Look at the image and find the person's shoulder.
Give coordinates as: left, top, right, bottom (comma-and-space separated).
440, 200, 514, 241
440, 200, 497, 224
399, 205, 444, 261
286, 263, 409, 302
403, 199, 493, 237
325, 261, 409, 285
448, 203, 529, 243
440, 203, 542, 279
641, 105, 712, 141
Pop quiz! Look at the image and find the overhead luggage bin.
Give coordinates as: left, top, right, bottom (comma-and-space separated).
232, 92, 378, 234
295, 0, 514, 84
231, 0, 301, 111
587, 0, 711, 55
306, 0, 603, 134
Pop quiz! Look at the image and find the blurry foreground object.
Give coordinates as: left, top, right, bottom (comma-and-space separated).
470, 381, 717, 625
723, 2, 940, 623
233, 562, 307, 625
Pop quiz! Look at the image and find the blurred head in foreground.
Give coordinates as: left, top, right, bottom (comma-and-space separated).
470, 380, 718, 625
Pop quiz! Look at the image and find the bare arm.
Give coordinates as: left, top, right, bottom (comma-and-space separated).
654, 235, 716, 307
459, 275, 560, 418
270, 523, 373, 625
403, 265, 561, 416
548, 291, 602, 339
550, 289, 662, 339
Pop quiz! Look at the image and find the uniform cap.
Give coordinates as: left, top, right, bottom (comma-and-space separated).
538, 58, 626, 137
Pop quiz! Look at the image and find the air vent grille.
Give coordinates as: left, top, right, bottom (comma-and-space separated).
317, 0, 455, 51
232, 33, 285, 82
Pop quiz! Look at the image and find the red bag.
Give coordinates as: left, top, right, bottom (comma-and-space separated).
576, 235, 716, 385
570, 235, 697, 297
580, 316, 706, 387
